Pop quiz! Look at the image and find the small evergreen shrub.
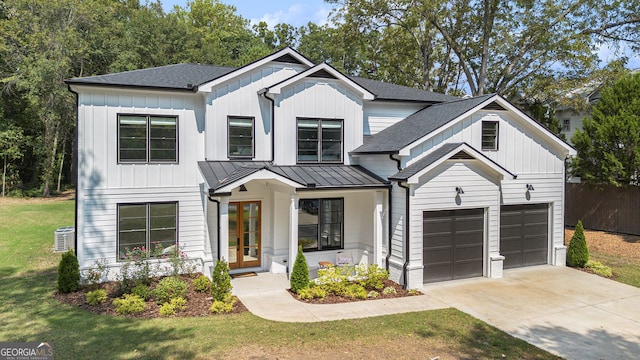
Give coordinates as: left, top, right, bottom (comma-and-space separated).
193, 275, 211, 293
407, 289, 421, 296
131, 283, 151, 301
112, 294, 146, 315
344, 284, 367, 300
210, 297, 236, 314
152, 276, 188, 304
567, 220, 589, 267
382, 286, 397, 295
290, 246, 310, 294
367, 290, 379, 298
159, 302, 177, 317
298, 286, 327, 300
356, 264, 389, 291
211, 259, 232, 302
85, 289, 108, 305
57, 250, 80, 294
586, 260, 613, 278
159, 296, 188, 317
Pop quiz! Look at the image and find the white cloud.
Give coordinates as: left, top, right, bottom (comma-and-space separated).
595, 42, 640, 69
254, 3, 304, 28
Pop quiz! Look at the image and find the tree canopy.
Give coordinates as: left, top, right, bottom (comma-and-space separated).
571, 72, 640, 186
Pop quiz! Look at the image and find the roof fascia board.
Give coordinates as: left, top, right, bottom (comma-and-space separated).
197, 47, 314, 93
215, 168, 305, 193
405, 144, 515, 184
398, 95, 498, 155
265, 63, 375, 100
67, 83, 199, 95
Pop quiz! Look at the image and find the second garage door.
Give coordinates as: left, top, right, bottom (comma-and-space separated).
423, 209, 484, 283
500, 204, 549, 269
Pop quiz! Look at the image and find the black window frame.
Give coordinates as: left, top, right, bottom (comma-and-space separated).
296, 118, 344, 164
298, 198, 344, 252
481, 121, 499, 151
562, 119, 570, 132
227, 116, 255, 159
117, 202, 178, 261
118, 114, 178, 164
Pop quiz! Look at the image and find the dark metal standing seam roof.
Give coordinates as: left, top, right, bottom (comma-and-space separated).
198, 161, 390, 194
352, 94, 496, 154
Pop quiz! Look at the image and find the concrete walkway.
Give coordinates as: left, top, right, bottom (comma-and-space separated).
232, 266, 640, 359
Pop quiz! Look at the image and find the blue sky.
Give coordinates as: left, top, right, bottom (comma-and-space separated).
161, 0, 335, 27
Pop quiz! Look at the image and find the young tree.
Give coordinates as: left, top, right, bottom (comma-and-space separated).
567, 220, 589, 267
290, 245, 310, 294
0, 127, 26, 196
571, 73, 640, 186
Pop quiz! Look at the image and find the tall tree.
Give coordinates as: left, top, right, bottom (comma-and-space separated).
571, 73, 640, 186
328, 0, 640, 96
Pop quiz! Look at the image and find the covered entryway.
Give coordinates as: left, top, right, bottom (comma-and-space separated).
423, 208, 484, 283
228, 201, 261, 269
500, 204, 548, 269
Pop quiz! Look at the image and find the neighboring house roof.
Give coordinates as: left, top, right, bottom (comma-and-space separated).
350, 76, 457, 103
198, 161, 389, 195
389, 142, 516, 183
352, 94, 495, 154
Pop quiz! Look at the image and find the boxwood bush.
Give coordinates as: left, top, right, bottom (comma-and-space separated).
57, 250, 80, 294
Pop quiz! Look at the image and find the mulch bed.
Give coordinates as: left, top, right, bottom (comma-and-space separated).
288, 279, 422, 304
55, 274, 247, 318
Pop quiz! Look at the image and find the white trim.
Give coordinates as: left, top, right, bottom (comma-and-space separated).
398, 95, 576, 157
197, 47, 314, 93
405, 143, 514, 184
264, 63, 375, 101
215, 169, 304, 193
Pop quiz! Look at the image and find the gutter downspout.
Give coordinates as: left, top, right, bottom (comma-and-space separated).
67, 84, 79, 252
385, 154, 403, 271
397, 181, 410, 290
258, 88, 276, 163
207, 196, 222, 261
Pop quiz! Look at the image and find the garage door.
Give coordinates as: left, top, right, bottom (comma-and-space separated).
500, 204, 548, 269
423, 209, 484, 283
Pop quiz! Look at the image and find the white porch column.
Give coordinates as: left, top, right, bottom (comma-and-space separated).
219, 197, 230, 263
373, 191, 384, 267
288, 193, 299, 273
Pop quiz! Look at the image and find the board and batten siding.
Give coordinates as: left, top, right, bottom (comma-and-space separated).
407, 111, 566, 175
76, 187, 205, 275
205, 63, 305, 161
274, 80, 365, 165
76, 87, 205, 190
363, 102, 425, 136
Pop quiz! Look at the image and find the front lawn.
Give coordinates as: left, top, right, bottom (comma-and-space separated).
0, 198, 558, 359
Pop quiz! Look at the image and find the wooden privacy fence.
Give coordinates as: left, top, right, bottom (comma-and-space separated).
565, 182, 640, 235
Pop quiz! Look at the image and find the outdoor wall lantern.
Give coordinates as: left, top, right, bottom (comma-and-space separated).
455, 186, 464, 195
239, 184, 248, 192
526, 184, 535, 191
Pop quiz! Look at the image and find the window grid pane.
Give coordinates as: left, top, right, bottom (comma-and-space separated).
481, 121, 498, 150
118, 203, 178, 260
297, 119, 342, 163
298, 199, 342, 251
119, 115, 177, 163
229, 117, 254, 157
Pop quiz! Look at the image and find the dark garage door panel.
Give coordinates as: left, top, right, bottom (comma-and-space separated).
423, 209, 484, 283
500, 204, 548, 269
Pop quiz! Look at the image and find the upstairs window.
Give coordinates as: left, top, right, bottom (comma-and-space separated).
228, 117, 254, 158
481, 121, 499, 151
297, 118, 343, 163
118, 115, 177, 163
562, 119, 570, 132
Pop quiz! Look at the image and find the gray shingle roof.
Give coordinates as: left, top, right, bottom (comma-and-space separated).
389, 143, 464, 180
66, 63, 455, 102
65, 64, 236, 91
198, 161, 389, 194
352, 94, 496, 154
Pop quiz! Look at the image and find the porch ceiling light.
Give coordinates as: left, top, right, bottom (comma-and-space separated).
455, 186, 464, 195
239, 184, 248, 192
526, 184, 535, 191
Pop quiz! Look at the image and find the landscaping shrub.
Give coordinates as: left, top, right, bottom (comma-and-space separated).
131, 283, 151, 301
159, 296, 188, 317
57, 249, 80, 294
112, 294, 146, 315
344, 284, 367, 300
382, 286, 397, 295
152, 276, 188, 304
85, 289, 107, 305
211, 259, 232, 302
586, 260, 613, 277
367, 290, 379, 298
356, 264, 389, 291
290, 245, 310, 294
193, 275, 211, 293
82, 258, 110, 290
567, 220, 589, 267
298, 286, 327, 300
210, 297, 237, 314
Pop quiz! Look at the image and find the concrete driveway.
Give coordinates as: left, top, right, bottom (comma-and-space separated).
423, 266, 640, 360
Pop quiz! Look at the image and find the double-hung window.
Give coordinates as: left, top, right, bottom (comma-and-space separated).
228, 116, 254, 158
481, 121, 499, 151
298, 198, 343, 251
118, 115, 177, 163
297, 118, 343, 163
117, 202, 178, 259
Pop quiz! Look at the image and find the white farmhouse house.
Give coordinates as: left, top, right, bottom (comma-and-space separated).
66, 47, 576, 288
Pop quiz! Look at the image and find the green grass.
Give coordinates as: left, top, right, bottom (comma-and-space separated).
0, 200, 558, 359
590, 251, 640, 288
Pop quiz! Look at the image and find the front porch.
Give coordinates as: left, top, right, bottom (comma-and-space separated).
198, 161, 390, 276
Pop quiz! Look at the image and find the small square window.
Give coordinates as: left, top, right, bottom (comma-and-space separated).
562, 119, 570, 132
481, 121, 498, 151
228, 117, 254, 158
